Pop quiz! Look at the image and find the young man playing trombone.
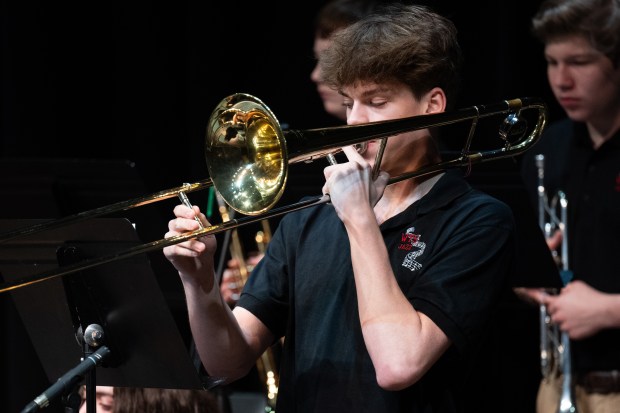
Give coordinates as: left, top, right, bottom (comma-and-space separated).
164, 4, 516, 412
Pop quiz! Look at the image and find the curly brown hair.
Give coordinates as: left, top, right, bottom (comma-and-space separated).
319, 3, 463, 110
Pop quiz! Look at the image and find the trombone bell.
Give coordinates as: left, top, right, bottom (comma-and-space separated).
206, 94, 288, 216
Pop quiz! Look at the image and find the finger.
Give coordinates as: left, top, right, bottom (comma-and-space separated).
323, 164, 334, 181
323, 162, 344, 181
165, 225, 208, 248
193, 207, 208, 228
169, 217, 200, 233
552, 313, 566, 326
533, 289, 548, 305
342, 145, 365, 163
247, 254, 264, 265
375, 170, 390, 186
174, 203, 207, 225
322, 182, 329, 196
544, 297, 556, 313
228, 258, 241, 269
163, 241, 202, 258
546, 230, 563, 251
222, 269, 237, 281
174, 203, 195, 217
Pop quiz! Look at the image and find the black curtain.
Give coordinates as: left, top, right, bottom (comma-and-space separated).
1, 2, 560, 412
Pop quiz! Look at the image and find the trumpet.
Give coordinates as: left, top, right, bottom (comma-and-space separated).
0, 93, 547, 294
535, 154, 577, 413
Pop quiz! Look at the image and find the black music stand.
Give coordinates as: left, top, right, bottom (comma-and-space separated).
0, 218, 211, 413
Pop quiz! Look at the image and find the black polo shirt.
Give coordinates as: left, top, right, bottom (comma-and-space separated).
520, 119, 620, 374
238, 170, 515, 412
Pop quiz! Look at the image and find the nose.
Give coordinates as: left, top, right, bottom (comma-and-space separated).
310, 62, 321, 83
346, 103, 368, 125
549, 63, 574, 90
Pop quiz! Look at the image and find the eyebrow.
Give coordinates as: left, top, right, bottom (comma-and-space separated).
545, 50, 602, 60
340, 85, 395, 99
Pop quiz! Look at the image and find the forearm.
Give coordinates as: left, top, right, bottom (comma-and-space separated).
180, 271, 258, 382
346, 216, 448, 389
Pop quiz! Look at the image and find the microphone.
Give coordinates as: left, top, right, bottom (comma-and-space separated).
20, 345, 111, 413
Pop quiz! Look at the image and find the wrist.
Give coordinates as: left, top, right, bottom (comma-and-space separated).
602, 294, 620, 329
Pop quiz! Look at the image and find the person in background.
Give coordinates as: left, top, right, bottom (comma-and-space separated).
164, 4, 516, 412
310, 0, 389, 122
78, 386, 114, 413
79, 386, 222, 413
517, 0, 620, 412
112, 387, 221, 413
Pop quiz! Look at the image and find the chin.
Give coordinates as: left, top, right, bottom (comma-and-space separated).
564, 108, 589, 123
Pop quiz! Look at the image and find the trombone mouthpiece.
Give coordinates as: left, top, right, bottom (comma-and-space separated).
354, 142, 368, 154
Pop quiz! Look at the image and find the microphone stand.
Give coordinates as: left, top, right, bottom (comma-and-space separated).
20, 324, 110, 413
82, 324, 106, 413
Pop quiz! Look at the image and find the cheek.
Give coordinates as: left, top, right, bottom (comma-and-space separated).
581, 70, 608, 92
547, 67, 564, 87
589, 77, 620, 110
576, 69, 620, 110
384, 133, 414, 154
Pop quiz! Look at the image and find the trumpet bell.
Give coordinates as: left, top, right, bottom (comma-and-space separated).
206, 93, 288, 216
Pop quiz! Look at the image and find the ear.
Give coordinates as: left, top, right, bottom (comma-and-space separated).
424, 87, 446, 114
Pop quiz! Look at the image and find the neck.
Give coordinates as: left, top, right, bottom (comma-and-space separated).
586, 107, 620, 149
374, 172, 443, 224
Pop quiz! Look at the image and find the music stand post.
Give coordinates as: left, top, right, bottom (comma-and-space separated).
0, 218, 210, 413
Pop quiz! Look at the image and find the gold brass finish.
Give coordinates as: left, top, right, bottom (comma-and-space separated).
206, 94, 287, 216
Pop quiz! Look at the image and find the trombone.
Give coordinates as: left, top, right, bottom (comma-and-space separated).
0, 93, 547, 294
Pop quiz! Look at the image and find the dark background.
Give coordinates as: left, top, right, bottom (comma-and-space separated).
1, 1, 562, 412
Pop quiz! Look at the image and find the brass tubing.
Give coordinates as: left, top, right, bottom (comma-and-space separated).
0, 179, 214, 244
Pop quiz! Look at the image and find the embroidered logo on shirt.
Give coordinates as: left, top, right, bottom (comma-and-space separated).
400, 227, 426, 272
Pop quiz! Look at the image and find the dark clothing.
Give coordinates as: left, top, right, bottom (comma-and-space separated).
237, 170, 515, 413
520, 119, 620, 375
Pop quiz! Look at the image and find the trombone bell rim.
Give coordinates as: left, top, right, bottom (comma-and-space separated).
206, 93, 289, 216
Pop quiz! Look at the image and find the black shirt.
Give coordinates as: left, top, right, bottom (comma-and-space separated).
237, 170, 515, 412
